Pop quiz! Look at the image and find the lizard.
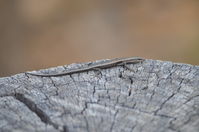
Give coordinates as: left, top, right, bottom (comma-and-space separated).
26, 57, 145, 77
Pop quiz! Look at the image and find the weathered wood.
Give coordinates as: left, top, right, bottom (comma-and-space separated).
0, 59, 199, 132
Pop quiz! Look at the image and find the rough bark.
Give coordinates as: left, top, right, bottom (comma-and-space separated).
0, 59, 199, 132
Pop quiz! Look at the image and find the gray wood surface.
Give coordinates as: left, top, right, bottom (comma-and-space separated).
0, 59, 199, 132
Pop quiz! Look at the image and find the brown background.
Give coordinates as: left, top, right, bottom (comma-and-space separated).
0, 0, 199, 77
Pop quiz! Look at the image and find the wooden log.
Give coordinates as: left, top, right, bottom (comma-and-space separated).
0, 58, 198, 132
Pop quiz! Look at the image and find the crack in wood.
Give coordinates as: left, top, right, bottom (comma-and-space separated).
14, 93, 61, 131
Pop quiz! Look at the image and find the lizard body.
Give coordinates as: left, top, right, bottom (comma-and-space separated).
26, 57, 144, 77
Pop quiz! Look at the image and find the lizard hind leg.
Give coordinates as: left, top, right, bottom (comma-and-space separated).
117, 62, 135, 72
91, 68, 102, 77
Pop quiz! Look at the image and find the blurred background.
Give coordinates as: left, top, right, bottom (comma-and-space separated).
0, 0, 198, 77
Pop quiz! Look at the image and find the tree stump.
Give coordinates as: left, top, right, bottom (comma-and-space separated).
0, 58, 198, 132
